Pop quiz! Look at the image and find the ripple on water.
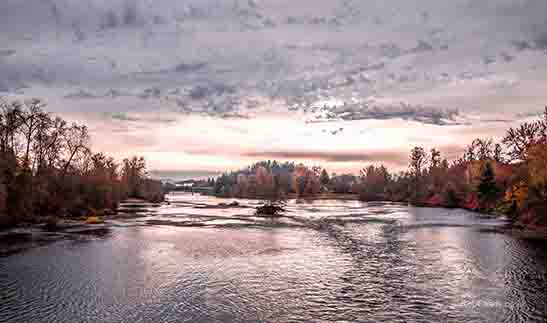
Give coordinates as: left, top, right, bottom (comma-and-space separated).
0, 193, 546, 322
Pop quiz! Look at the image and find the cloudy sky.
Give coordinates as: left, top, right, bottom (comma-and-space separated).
1, 0, 547, 177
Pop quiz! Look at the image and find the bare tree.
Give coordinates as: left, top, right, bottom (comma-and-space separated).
20, 99, 47, 166
476, 138, 493, 160
62, 123, 90, 176
503, 122, 541, 161
32, 111, 63, 173
44, 117, 67, 169
0, 98, 23, 154
539, 106, 547, 142
463, 140, 478, 161
430, 148, 441, 169
409, 147, 428, 177
493, 143, 505, 163
122, 156, 147, 197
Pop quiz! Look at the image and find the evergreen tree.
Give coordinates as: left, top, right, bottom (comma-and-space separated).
443, 186, 459, 208
320, 168, 330, 186
478, 162, 499, 203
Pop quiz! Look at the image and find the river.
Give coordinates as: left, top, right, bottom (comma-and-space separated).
1, 192, 546, 322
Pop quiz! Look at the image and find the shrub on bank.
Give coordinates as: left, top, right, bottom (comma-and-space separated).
85, 216, 104, 225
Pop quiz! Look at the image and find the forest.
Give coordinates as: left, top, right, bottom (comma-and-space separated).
0, 97, 164, 228
214, 107, 547, 229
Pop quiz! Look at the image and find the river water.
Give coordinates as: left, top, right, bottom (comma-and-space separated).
1, 192, 546, 322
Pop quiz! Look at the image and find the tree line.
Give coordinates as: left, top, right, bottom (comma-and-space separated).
0, 97, 164, 228
213, 107, 547, 228
367, 107, 547, 227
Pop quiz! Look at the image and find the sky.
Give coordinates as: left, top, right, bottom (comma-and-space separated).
1, 0, 547, 178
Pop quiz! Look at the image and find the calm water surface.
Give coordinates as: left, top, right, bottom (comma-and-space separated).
1, 192, 546, 322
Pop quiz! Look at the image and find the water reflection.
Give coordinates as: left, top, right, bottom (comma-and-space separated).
0, 193, 546, 322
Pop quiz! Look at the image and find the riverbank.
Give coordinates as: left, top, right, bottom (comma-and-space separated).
0, 193, 547, 256
0, 198, 166, 256
0, 221, 111, 257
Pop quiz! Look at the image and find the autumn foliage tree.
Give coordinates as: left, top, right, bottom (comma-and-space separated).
214, 161, 322, 199
503, 108, 547, 162
477, 162, 499, 209
0, 97, 164, 228
359, 165, 390, 201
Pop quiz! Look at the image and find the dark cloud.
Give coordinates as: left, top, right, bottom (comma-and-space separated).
218, 112, 250, 120
535, 32, 547, 49
46, 1, 61, 25
65, 89, 124, 99
312, 102, 461, 126
0, 49, 16, 57
248, 0, 259, 9
122, 2, 138, 26
421, 11, 431, 23
102, 10, 119, 29
501, 53, 514, 62
407, 40, 434, 54
378, 43, 403, 58
168, 92, 248, 119
174, 62, 207, 73
189, 86, 212, 100
189, 83, 235, 100
262, 18, 276, 28
109, 112, 176, 124
72, 23, 86, 42
357, 63, 385, 72
139, 87, 161, 99
244, 150, 409, 165
0, 78, 27, 93
513, 29, 547, 51
0, 82, 11, 93
483, 56, 495, 65
153, 15, 167, 25
105, 89, 123, 98
512, 40, 533, 51
64, 90, 98, 99
516, 110, 545, 119
110, 112, 140, 122
132, 62, 208, 76
65, 89, 130, 100
0, 62, 33, 93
